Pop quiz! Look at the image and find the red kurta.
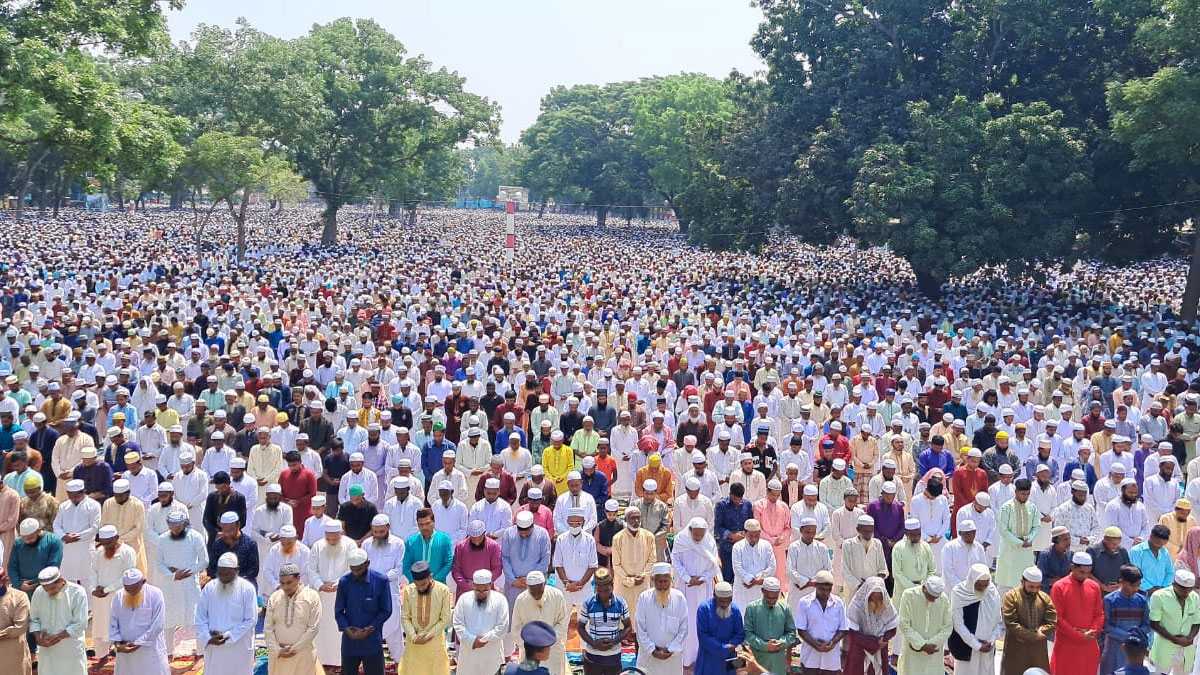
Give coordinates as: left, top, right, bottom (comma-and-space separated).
950, 466, 989, 534
1049, 575, 1105, 675
278, 466, 318, 536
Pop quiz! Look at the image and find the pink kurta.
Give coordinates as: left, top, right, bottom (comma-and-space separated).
753, 498, 792, 580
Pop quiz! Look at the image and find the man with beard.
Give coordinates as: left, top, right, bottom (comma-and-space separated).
451, 520, 502, 601
634, 562, 689, 675
108, 567, 170, 675
338, 484, 378, 544
154, 510, 206, 661
511, 570, 569, 675
207, 511, 258, 586
785, 516, 831, 617
29, 566, 88, 675
360, 513, 406, 661
90, 524, 137, 666
0, 568, 31, 675
306, 520, 357, 669
941, 519, 988, 589
841, 515, 888, 602
261, 525, 310, 599
51, 479, 100, 591
399, 561, 452, 675
695, 581, 746, 675
202, 471, 246, 542
195, 553, 257, 673
743, 575, 797, 675
1052, 480, 1101, 552
335, 547, 392, 675
264, 563, 323, 675
171, 451, 208, 534
452, 569, 509, 675
1105, 478, 1151, 550
251, 483, 294, 589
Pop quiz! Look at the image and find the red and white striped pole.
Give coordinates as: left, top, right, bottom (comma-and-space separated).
505, 201, 515, 263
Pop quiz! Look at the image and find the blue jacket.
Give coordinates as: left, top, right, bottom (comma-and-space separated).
335, 568, 393, 656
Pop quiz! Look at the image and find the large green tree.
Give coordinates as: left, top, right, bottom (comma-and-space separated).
848, 95, 1091, 293
284, 18, 497, 245
1108, 0, 1200, 321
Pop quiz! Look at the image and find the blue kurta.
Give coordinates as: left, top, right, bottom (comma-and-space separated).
714, 497, 754, 582
694, 598, 745, 675
1099, 589, 1151, 675
335, 568, 393, 657
401, 530, 453, 582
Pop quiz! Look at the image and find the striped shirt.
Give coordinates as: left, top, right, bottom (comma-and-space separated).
580, 594, 628, 656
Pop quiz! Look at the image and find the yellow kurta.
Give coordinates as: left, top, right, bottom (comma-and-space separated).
264, 586, 324, 675
512, 585, 571, 675
249, 443, 284, 503
1159, 513, 1196, 558
101, 496, 147, 572
612, 527, 655, 625
50, 433, 95, 501
400, 581, 452, 675
542, 444, 575, 493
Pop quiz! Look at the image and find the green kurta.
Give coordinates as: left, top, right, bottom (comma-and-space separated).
890, 538, 936, 603
743, 598, 797, 675
995, 499, 1042, 588
896, 585, 952, 675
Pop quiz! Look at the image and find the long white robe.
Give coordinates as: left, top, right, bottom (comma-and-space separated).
306, 537, 357, 666
194, 576, 257, 673
261, 542, 312, 598
451, 590, 509, 674
154, 529, 207, 652
786, 538, 831, 617
634, 588, 689, 675
90, 543, 138, 653
672, 533, 720, 667
29, 581, 89, 675
231, 476, 259, 531
731, 538, 775, 610
252, 503, 294, 590
468, 498, 514, 537
170, 467, 210, 536
144, 501, 186, 587
552, 531, 598, 609
51, 497, 100, 585
361, 534, 406, 659
109, 584, 170, 675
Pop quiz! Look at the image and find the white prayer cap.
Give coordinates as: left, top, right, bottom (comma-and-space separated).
567, 471, 582, 481
526, 571, 546, 585
762, 577, 781, 592
312, 495, 327, 506
371, 514, 390, 527
111, 479, 130, 494
881, 481, 897, 494
98, 524, 119, 539
744, 519, 761, 532
832, 458, 846, 470
1120, 477, 1137, 487
959, 520, 977, 532
217, 553, 239, 569
484, 477, 501, 489
714, 582, 733, 598
279, 525, 297, 538
349, 452, 365, 462
323, 521, 343, 533
1071, 480, 1088, 491
904, 518, 921, 530
1022, 567, 1043, 583
1177, 569, 1197, 588
767, 479, 782, 491
923, 576, 945, 595
642, 479, 658, 491
65, 479, 85, 492
37, 567, 61, 584
605, 499, 620, 512
688, 517, 709, 530
857, 514, 875, 527
624, 505, 641, 516
803, 484, 818, 496
966, 448, 983, 458
998, 464, 1014, 475
799, 517, 817, 528
515, 511, 535, 528
472, 569, 493, 585
392, 477, 411, 489
813, 570, 835, 585
975, 493, 990, 506
881, 458, 897, 469
441, 449, 456, 459
266, 483, 282, 494
219, 512, 239, 525
1035, 463, 1050, 474
230, 456, 246, 468
347, 548, 369, 566
467, 520, 486, 537
122, 568, 144, 585
652, 562, 672, 576
1072, 551, 1093, 565
691, 451, 706, 464
180, 450, 196, 462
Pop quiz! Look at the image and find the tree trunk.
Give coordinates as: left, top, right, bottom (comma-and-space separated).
169, 191, 184, 210
1181, 222, 1200, 323
388, 198, 401, 217
595, 205, 608, 228
51, 171, 62, 217
321, 201, 340, 246
406, 204, 418, 227
914, 268, 944, 299
233, 189, 250, 264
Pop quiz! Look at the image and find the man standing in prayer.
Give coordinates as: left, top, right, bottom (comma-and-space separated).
1147, 568, 1200, 675
672, 516, 721, 669
101, 478, 146, 572
611, 504, 655, 629
553, 507, 598, 618
108, 568, 169, 675
1050, 551, 1106, 675
252, 483, 294, 587
732, 517, 775, 611
941, 519, 989, 589
399, 561, 452, 675
794, 570, 846, 675
896, 576, 951, 675
90, 524, 137, 665
996, 478, 1042, 593
154, 510, 206, 661
743, 575, 796, 675
753, 478, 791, 579
841, 514, 888, 601
1099, 565, 1151, 675
0, 568, 31, 675
999, 566, 1056, 675
511, 570, 569, 675
28, 566, 87, 675
785, 516, 831, 616
52, 479, 99, 593
334, 547, 392, 675
694, 581, 745, 675
949, 564, 1002, 675
195, 553, 257, 674
306, 519, 357, 669
452, 569, 509, 675
359, 513, 405, 660
634, 562, 689, 675
264, 562, 323, 675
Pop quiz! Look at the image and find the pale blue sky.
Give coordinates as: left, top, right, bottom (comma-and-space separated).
167, 1, 766, 143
